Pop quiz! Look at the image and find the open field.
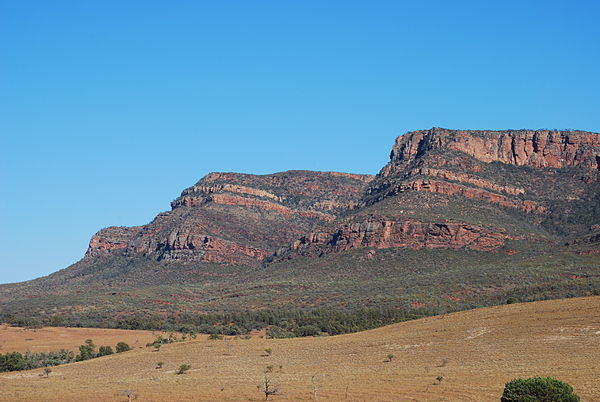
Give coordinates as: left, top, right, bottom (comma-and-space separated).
0, 326, 163, 354
1, 296, 599, 401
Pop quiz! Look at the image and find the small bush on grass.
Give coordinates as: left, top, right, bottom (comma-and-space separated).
176, 364, 191, 374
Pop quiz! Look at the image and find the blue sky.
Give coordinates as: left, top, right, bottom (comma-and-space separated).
1, 0, 599, 284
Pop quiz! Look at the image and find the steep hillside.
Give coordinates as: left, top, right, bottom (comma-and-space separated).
1, 128, 599, 329
2, 297, 599, 401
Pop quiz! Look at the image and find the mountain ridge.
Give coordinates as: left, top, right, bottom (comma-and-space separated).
1, 128, 599, 330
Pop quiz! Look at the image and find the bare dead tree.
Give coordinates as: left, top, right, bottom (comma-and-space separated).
311, 374, 318, 401
259, 372, 280, 401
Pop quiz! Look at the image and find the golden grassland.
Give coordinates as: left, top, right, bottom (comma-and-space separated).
1, 296, 599, 401
0, 325, 164, 354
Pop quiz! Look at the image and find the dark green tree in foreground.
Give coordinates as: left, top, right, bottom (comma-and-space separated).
501, 377, 580, 402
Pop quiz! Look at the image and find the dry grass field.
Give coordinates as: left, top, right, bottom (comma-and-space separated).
1, 296, 599, 401
0, 326, 163, 354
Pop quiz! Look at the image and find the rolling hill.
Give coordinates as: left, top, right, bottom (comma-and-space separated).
1, 296, 598, 401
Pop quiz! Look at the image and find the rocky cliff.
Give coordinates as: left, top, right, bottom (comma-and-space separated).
278, 128, 600, 260
381, 128, 600, 174
86, 170, 374, 266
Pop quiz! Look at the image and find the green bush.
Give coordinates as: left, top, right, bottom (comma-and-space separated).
176, 363, 191, 374
97, 346, 114, 356
116, 342, 131, 353
501, 377, 580, 402
77, 339, 96, 361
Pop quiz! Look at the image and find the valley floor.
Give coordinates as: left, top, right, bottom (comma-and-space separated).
1, 296, 599, 401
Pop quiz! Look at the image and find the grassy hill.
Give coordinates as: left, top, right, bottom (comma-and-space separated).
1, 296, 598, 401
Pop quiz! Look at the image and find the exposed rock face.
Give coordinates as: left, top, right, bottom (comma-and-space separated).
86, 170, 374, 265
87, 227, 140, 256
381, 128, 600, 175
287, 218, 508, 256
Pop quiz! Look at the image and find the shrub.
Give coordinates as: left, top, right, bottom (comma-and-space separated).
176, 364, 191, 374
208, 334, 224, 340
295, 325, 320, 337
266, 326, 294, 339
264, 348, 272, 356
116, 342, 131, 353
97, 346, 114, 356
501, 377, 580, 402
156, 361, 164, 369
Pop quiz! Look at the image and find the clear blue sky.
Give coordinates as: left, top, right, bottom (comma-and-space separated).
1, 0, 598, 284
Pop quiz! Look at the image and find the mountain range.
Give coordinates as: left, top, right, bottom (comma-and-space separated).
1, 128, 599, 329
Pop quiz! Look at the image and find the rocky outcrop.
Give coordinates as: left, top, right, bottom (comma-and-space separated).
382, 128, 600, 176
86, 170, 374, 265
367, 179, 545, 213
410, 168, 525, 195
86, 227, 140, 257
284, 218, 508, 257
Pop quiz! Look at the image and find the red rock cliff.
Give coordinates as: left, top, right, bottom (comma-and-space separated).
381, 128, 600, 176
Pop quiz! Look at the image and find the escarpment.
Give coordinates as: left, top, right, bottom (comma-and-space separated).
84, 128, 599, 272
86, 170, 374, 265
279, 128, 600, 259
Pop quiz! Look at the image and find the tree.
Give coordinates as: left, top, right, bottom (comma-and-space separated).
386, 354, 394, 362
43, 367, 52, 377
501, 377, 580, 402
77, 339, 96, 361
98, 346, 114, 356
116, 342, 131, 353
259, 372, 280, 401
